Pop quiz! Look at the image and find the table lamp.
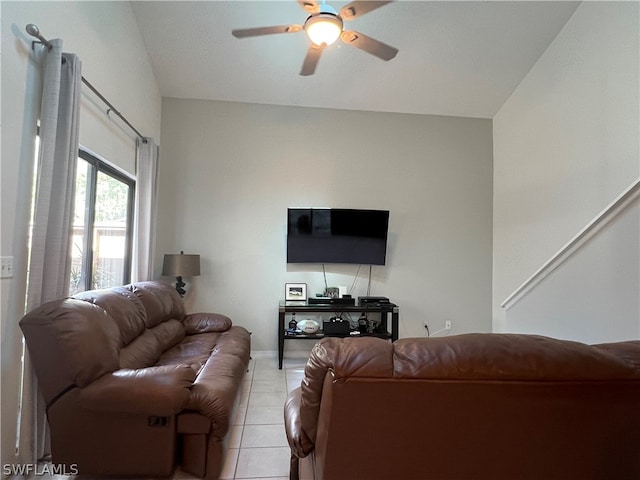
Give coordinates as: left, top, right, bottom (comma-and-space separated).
162, 251, 201, 296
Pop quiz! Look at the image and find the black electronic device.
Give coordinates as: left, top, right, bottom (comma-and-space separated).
287, 208, 390, 265
308, 297, 356, 306
358, 296, 390, 304
323, 319, 351, 336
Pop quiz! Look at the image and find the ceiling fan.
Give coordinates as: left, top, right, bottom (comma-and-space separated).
232, 0, 398, 76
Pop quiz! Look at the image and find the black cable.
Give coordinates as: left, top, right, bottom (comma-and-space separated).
348, 264, 362, 295
322, 264, 328, 293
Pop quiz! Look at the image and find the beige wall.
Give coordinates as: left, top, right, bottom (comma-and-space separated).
493, 1, 640, 340
158, 99, 494, 353
1, 1, 161, 467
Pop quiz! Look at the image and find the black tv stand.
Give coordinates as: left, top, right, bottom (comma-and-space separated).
278, 300, 399, 369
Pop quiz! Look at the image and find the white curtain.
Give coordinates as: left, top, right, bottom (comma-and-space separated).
132, 137, 159, 281
20, 38, 82, 463
26, 40, 81, 309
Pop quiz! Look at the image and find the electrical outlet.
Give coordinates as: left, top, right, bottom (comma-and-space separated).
1, 256, 14, 278
445, 320, 452, 330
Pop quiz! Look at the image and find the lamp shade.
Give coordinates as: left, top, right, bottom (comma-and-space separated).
162, 253, 201, 276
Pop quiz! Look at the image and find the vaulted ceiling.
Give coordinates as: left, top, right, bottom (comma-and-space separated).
131, 1, 580, 118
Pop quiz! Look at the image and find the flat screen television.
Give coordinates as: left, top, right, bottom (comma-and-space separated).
287, 208, 390, 265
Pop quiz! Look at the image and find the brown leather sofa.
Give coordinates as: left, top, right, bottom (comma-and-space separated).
285, 334, 640, 480
20, 281, 251, 479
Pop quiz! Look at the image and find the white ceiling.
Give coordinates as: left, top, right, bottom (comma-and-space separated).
130, 1, 580, 119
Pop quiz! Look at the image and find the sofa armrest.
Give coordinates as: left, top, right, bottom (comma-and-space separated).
78, 365, 196, 415
183, 312, 232, 334
284, 387, 314, 458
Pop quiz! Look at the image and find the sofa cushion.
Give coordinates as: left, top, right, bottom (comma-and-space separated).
73, 287, 146, 347
128, 281, 186, 328
183, 313, 232, 334
119, 329, 163, 369
155, 331, 222, 372
119, 320, 187, 370
151, 319, 186, 351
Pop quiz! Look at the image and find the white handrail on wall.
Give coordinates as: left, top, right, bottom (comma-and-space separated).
501, 177, 640, 310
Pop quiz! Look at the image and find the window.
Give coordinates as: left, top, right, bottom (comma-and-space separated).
70, 150, 135, 294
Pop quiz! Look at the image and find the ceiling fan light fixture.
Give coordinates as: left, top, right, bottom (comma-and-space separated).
304, 13, 343, 46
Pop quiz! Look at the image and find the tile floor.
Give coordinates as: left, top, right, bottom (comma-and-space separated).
21, 355, 308, 480
213, 355, 307, 480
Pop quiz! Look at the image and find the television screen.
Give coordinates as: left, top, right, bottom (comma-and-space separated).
287, 208, 390, 265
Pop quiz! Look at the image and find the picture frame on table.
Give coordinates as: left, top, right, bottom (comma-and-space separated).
285, 283, 307, 302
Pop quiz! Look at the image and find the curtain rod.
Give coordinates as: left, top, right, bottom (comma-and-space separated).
80, 77, 146, 142
26, 24, 147, 143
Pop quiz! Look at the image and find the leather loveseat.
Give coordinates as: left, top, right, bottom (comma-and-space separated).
284, 334, 640, 480
20, 281, 251, 479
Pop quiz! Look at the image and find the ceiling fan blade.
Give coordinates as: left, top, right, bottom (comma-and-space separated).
232, 25, 302, 38
300, 44, 325, 76
340, 30, 398, 61
298, 0, 320, 14
339, 1, 393, 20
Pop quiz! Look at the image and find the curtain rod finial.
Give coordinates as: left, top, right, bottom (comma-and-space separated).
26, 24, 40, 36
26, 23, 52, 50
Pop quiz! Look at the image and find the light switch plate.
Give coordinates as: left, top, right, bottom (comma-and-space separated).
1, 256, 14, 278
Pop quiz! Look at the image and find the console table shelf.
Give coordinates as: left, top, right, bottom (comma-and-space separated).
278, 300, 399, 369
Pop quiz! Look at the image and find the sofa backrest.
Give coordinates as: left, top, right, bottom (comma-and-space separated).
20, 281, 188, 406
72, 286, 146, 347
117, 282, 187, 369
126, 281, 186, 328
392, 333, 639, 380
298, 335, 640, 480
